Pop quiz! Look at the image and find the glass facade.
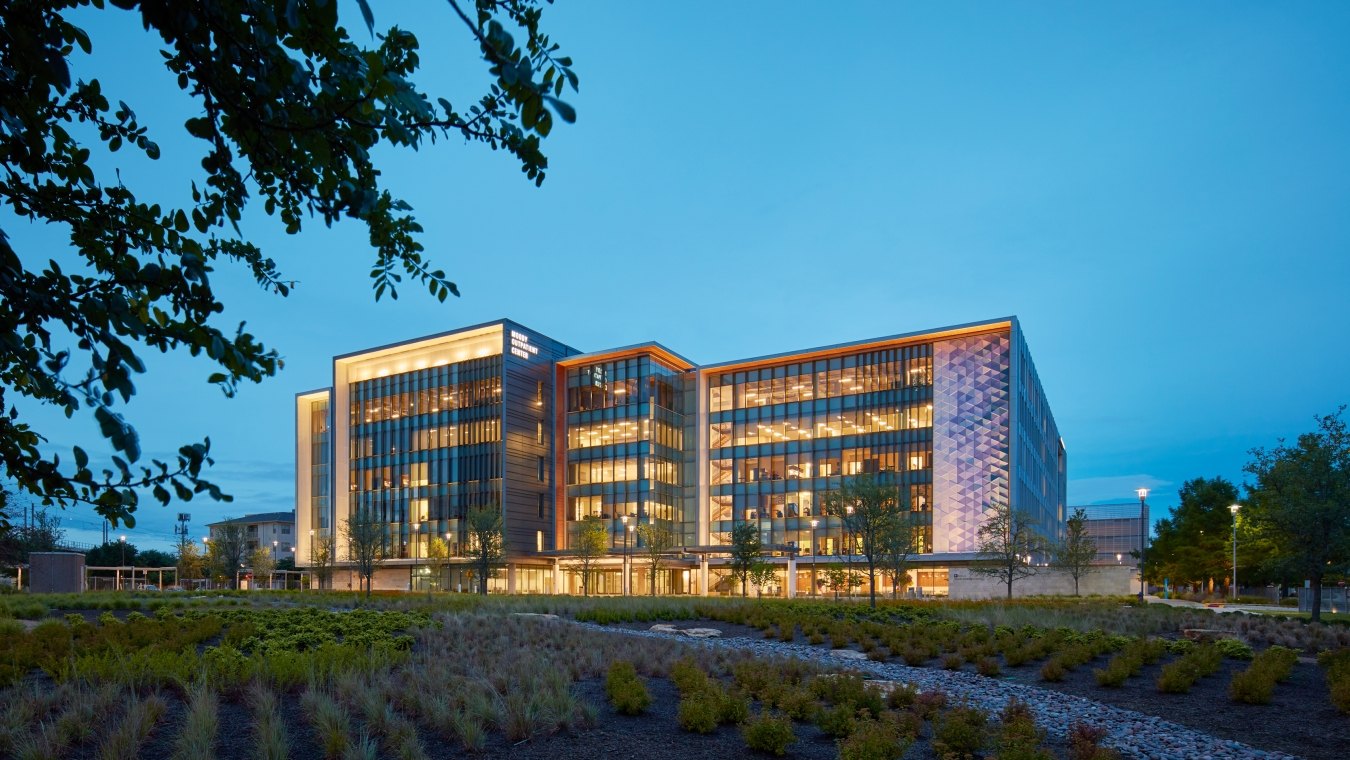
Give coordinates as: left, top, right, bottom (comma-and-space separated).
346, 355, 503, 559
706, 345, 936, 557
562, 354, 694, 549
308, 398, 331, 533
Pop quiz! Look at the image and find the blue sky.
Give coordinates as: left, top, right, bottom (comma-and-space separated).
7, 2, 1349, 550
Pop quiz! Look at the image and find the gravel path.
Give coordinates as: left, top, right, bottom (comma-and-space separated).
581, 623, 1299, 760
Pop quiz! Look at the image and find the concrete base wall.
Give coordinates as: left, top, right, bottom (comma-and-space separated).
948, 565, 1138, 599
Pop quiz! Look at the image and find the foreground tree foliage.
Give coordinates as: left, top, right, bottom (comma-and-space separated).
1244, 407, 1350, 623
0, 0, 578, 529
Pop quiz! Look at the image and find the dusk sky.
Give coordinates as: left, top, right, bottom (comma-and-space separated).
8, 2, 1349, 551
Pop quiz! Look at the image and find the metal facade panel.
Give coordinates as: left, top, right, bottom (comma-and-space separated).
932, 332, 1011, 553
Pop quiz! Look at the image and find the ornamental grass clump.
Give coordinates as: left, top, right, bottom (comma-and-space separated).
1229, 645, 1299, 705
1093, 638, 1167, 687
742, 711, 796, 756
604, 661, 651, 715
173, 683, 219, 760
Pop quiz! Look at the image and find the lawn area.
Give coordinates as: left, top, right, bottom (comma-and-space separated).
1, 591, 1348, 759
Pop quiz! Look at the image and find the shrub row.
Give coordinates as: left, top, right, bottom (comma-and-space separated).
1318, 649, 1350, 713
1228, 646, 1298, 704
1157, 644, 1223, 693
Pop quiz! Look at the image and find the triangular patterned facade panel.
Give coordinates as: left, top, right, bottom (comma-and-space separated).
932, 333, 1010, 553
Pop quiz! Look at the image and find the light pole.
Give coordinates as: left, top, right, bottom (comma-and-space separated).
1229, 504, 1241, 601
410, 517, 418, 594
1136, 488, 1149, 602
271, 540, 278, 590
810, 519, 819, 597
619, 515, 629, 596
308, 529, 316, 590
118, 534, 128, 591
627, 522, 636, 595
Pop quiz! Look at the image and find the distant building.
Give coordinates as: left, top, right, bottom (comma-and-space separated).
207, 511, 296, 559
1076, 502, 1148, 566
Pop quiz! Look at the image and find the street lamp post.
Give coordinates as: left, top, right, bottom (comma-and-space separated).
619, 515, 629, 596
118, 534, 128, 590
627, 522, 636, 596
271, 540, 278, 590
1229, 504, 1241, 601
810, 519, 819, 597
201, 537, 209, 591
1136, 488, 1149, 602
308, 529, 316, 590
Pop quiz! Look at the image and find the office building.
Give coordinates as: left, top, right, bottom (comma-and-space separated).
295, 317, 1064, 596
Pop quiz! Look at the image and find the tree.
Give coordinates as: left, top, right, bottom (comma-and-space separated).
876, 511, 919, 599
636, 521, 676, 596
1051, 508, 1098, 596
1146, 477, 1243, 592
249, 547, 275, 590
728, 521, 762, 598
822, 565, 860, 601
972, 502, 1046, 599
207, 520, 248, 587
343, 505, 386, 599
822, 474, 907, 608
0, 0, 579, 529
175, 539, 203, 587
465, 505, 505, 596
310, 532, 336, 590
1244, 407, 1350, 623
87, 540, 137, 567
136, 548, 176, 568
425, 535, 450, 596
748, 562, 778, 599
0, 502, 66, 565
569, 516, 608, 596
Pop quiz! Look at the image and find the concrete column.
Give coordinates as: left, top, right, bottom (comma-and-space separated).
507, 564, 517, 594
786, 556, 797, 599
699, 556, 709, 597
553, 560, 563, 595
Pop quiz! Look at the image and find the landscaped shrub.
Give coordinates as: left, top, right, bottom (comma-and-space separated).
942, 653, 964, 670
996, 698, 1051, 760
911, 690, 947, 720
837, 716, 915, 760
742, 711, 796, 756
677, 691, 721, 734
769, 684, 818, 721
809, 674, 884, 716
932, 705, 987, 760
670, 657, 710, 695
977, 657, 1001, 677
1156, 644, 1223, 694
1067, 722, 1121, 760
886, 683, 917, 709
1039, 658, 1066, 682
817, 703, 857, 738
1320, 649, 1350, 713
718, 687, 751, 725
1214, 638, 1254, 661
1228, 645, 1299, 705
604, 661, 651, 715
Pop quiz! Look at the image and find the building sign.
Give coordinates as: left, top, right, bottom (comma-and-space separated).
510, 330, 539, 360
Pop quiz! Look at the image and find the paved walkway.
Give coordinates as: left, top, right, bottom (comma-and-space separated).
1145, 595, 1291, 615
